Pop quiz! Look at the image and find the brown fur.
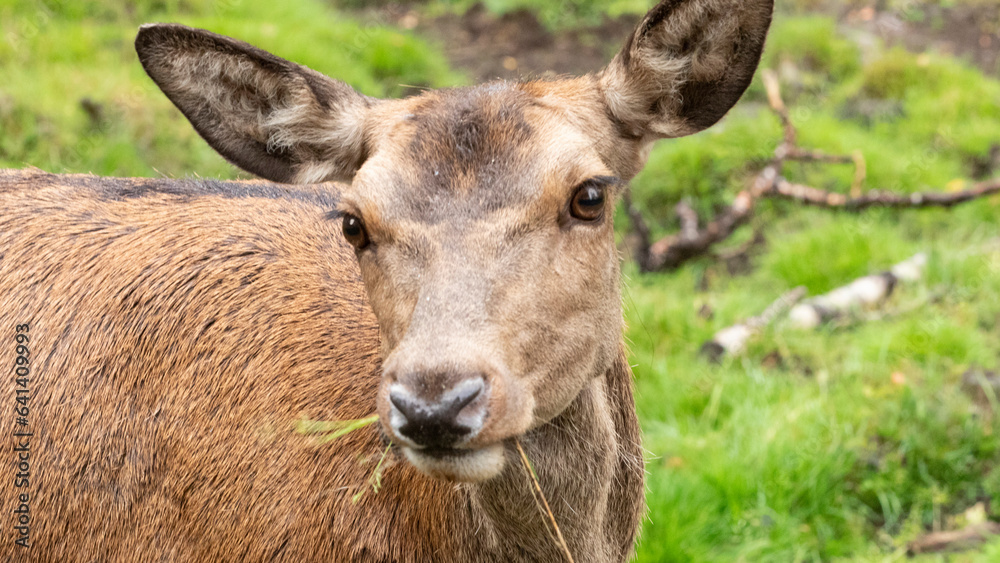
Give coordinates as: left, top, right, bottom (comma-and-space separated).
1, 1, 772, 560
0, 169, 639, 561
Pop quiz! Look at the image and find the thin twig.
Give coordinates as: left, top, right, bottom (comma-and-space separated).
762, 69, 795, 147
761, 177, 1000, 210
514, 439, 575, 563
746, 286, 808, 330
701, 286, 807, 360
622, 187, 652, 270
908, 522, 1000, 555
643, 192, 755, 272
785, 148, 855, 164
850, 150, 867, 197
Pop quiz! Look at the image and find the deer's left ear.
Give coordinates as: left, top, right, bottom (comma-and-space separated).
599, 0, 774, 140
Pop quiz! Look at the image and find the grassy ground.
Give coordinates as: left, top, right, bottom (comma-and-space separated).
0, 0, 462, 178
3, 1, 1000, 561
625, 12, 1000, 562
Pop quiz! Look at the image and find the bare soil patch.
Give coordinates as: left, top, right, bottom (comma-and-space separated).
842, 2, 1000, 75
352, 2, 1000, 80
356, 3, 639, 82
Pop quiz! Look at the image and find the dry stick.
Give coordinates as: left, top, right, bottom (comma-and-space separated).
701, 286, 807, 360
514, 439, 575, 563
762, 177, 1000, 210
635, 69, 790, 272
785, 148, 854, 164
628, 68, 1000, 272
747, 287, 810, 330
788, 253, 927, 329
850, 150, 867, 198
752, 71, 1000, 212
622, 188, 653, 271
704, 253, 929, 358
643, 191, 755, 272
835, 289, 943, 328
907, 522, 1000, 555
763, 68, 795, 147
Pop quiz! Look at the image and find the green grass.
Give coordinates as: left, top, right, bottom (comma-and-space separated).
0, 0, 463, 178
626, 227, 1000, 560
624, 14, 1000, 561
5, 1, 1000, 561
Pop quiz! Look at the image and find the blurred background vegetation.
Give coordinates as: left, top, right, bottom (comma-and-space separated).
3, 0, 1000, 560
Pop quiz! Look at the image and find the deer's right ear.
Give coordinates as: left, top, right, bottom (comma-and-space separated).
136, 23, 376, 184
599, 0, 773, 141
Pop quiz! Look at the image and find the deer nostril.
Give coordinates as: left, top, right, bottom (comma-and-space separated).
388, 377, 487, 449
446, 378, 483, 415
388, 387, 419, 420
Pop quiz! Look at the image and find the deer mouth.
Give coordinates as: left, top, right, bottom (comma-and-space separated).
419, 445, 477, 458
401, 442, 506, 482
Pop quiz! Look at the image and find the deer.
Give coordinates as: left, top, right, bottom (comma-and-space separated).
0, 1, 772, 560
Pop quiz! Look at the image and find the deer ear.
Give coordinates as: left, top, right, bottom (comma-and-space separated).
136, 23, 376, 184
600, 0, 773, 140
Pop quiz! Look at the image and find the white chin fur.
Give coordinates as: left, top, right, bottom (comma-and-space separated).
403, 444, 506, 482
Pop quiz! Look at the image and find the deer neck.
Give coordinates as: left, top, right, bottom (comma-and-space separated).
465, 349, 643, 562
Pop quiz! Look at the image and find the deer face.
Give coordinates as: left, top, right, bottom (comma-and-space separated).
340, 84, 625, 480
136, 0, 772, 482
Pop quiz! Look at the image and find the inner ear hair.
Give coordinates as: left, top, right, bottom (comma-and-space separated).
600, 0, 774, 140
136, 23, 374, 184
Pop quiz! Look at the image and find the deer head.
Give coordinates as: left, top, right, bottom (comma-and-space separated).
135, 0, 773, 482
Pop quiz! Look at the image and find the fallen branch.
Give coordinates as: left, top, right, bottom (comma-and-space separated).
831, 289, 943, 328
626, 69, 1000, 272
702, 253, 928, 359
701, 286, 807, 361
788, 253, 926, 329
761, 177, 1000, 211
622, 188, 653, 271
907, 522, 1000, 555
643, 191, 755, 272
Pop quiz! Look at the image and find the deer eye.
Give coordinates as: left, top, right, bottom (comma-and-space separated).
569, 183, 606, 222
342, 214, 369, 249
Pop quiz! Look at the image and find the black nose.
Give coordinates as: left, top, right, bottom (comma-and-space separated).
388, 377, 486, 449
